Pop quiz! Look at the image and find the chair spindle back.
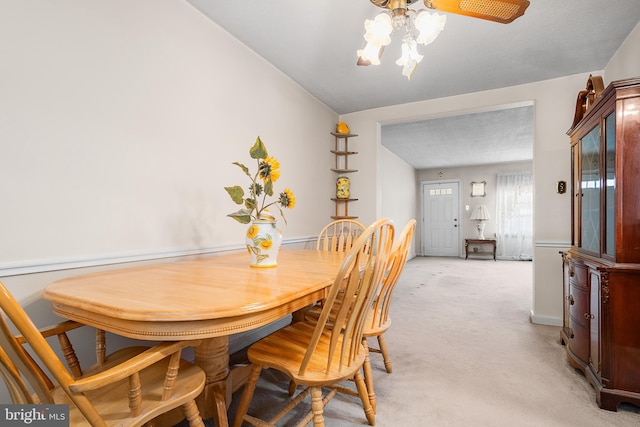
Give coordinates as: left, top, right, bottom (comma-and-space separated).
300, 218, 395, 375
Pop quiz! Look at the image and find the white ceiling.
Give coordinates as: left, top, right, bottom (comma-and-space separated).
381, 104, 534, 168
185, 0, 640, 168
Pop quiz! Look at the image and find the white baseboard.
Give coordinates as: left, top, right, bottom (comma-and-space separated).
530, 310, 562, 326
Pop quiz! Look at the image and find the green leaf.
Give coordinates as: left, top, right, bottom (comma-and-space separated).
264, 179, 274, 197
250, 136, 268, 160
227, 209, 252, 224
277, 206, 287, 225
225, 186, 245, 204
245, 198, 256, 210
232, 162, 251, 177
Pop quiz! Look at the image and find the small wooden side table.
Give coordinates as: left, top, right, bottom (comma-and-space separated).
465, 239, 497, 261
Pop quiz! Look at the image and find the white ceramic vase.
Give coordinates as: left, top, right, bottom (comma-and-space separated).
245, 220, 282, 267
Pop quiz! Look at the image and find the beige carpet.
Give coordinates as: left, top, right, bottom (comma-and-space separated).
217, 257, 640, 426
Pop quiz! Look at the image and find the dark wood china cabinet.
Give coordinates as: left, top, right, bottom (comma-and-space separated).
561, 75, 640, 411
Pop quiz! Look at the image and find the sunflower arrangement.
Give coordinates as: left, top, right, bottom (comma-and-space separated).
225, 136, 296, 225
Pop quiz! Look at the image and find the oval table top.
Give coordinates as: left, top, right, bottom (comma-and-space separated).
42, 249, 345, 340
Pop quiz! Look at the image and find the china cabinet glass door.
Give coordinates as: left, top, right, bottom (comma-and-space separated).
580, 125, 601, 253
604, 112, 616, 257
571, 145, 580, 247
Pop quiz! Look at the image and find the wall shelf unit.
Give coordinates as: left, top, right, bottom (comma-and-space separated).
330, 131, 358, 219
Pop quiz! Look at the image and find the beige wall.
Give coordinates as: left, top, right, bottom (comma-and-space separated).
605, 21, 640, 82
379, 144, 418, 257
1, 2, 338, 281
0, 0, 340, 404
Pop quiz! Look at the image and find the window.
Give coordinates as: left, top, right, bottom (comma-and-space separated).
496, 171, 533, 260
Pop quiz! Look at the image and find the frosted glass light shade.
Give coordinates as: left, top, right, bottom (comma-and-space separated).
357, 42, 384, 65
396, 35, 423, 79
363, 13, 393, 46
415, 11, 447, 46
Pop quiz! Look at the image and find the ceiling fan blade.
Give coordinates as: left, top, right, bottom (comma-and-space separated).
425, 0, 530, 24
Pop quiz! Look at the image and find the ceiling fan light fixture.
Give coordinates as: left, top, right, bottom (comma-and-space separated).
357, 42, 385, 65
359, 0, 447, 78
396, 33, 423, 79
415, 10, 447, 45
363, 13, 394, 46
357, 13, 394, 65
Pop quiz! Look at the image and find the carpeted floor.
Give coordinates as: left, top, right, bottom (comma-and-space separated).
209, 257, 640, 426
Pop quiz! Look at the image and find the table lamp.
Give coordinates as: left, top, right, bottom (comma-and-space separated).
470, 205, 491, 239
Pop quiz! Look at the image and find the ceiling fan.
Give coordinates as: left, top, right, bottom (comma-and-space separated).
358, 0, 530, 77
371, 0, 530, 25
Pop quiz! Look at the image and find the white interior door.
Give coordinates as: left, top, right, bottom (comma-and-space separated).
422, 181, 460, 256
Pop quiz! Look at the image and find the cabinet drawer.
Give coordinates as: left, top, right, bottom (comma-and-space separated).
569, 283, 589, 325
569, 321, 590, 363
568, 261, 588, 286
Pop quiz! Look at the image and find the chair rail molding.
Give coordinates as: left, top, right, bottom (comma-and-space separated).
0, 237, 315, 277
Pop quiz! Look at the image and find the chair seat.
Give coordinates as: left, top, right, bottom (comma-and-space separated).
248, 321, 366, 387
56, 356, 205, 426
363, 309, 391, 337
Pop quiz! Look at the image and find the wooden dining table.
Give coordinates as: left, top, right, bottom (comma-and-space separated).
42, 249, 347, 427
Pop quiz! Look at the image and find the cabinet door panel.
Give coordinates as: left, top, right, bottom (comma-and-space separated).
589, 272, 600, 375
604, 112, 616, 258
571, 145, 580, 247
580, 125, 601, 254
562, 258, 570, 331
608, 273, 640, 392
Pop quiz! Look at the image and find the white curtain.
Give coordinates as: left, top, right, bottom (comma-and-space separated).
496, 171, 533, 260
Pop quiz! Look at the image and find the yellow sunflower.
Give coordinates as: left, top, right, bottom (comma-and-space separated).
246, 224, 259, 239
280, 188, 296, 209
259, 157, 280, 183
226, 137, 295, 225
259, 240, 273, 250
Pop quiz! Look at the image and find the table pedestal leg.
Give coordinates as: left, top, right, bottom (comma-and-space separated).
195, 337, 230, 427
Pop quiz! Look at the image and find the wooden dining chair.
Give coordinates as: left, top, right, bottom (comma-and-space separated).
290, 219, 366, 326
301, 219, 416, 413
316, 219, 366, 252
361, 218, 416, 412
233, 218, 395, 427
0, 280, 206, 427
